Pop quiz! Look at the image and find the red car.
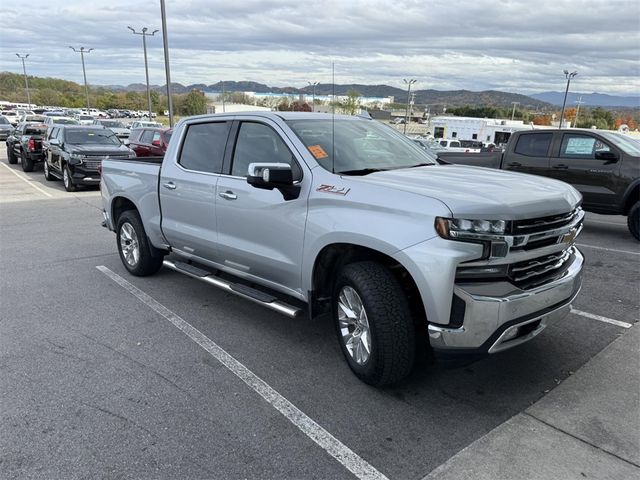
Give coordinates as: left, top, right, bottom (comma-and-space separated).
128, 127, 172, 157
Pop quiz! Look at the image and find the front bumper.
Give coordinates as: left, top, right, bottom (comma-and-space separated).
428, 247, 583, 354
70, 165, 101, 185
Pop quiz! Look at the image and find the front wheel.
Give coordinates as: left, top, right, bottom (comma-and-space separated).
333, 261, 415, 386
628, 202, 640, 241
116, 210, 164, 276
62, 165, 76, 192
7, 148, 17, 164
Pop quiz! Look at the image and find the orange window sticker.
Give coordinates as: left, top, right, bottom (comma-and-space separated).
308, 144, 328, 159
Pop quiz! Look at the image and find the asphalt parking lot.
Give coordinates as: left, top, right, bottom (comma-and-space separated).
0, 145, 638, 479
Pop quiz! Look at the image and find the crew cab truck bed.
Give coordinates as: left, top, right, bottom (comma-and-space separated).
439, 129, 640, 240
101, 112, 584, 386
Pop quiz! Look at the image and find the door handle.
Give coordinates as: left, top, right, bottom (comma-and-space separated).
552, 164, 569, 170
163, 182, 176, 190
218, 191, 237, 200
507, 162, 521, 167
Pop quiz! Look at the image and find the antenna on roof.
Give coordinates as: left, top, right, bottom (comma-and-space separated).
332, 61, 335, 174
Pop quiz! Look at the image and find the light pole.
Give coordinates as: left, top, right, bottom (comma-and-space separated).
559, 70, 577, 129
69, 46, 94, 109
574, 96, 584, 128
159, 0, 174, 126
510, 101, 519, 121
128, 26, 158, 118
403, 78, 416, 134
15, 54, 31, 107
308, 81, 319, 112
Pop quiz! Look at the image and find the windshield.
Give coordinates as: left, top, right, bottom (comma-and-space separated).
597, 131, 640, 156
65, 129, 121, 145
99, 120, 125, 128
0, 117, 9, 125
79, 115, 93, 120
286, 119, 436, 174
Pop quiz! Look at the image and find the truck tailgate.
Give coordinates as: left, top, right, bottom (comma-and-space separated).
438, 151, 503, 169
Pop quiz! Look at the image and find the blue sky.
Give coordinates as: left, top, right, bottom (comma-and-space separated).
0, 0, 638, 95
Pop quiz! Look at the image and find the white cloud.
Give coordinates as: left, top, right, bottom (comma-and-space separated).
0, 0, 638, 95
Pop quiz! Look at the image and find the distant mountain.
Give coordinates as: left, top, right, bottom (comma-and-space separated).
114, 81, 550, 108
531, 91, 640, 108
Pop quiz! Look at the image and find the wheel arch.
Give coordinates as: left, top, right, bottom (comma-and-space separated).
622, 181, 640, 215
309, 242, 427, 330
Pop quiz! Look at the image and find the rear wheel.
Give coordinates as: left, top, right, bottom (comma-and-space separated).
7, 147, 17, 164
116, 210, 164, 276
628, 202, 640, 241
333, 261, 415, 386
43, 160, 54, 181
21, 152, 34, 172
62, 165, 76, 192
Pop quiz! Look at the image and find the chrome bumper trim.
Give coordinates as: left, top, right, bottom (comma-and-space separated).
428, 247, 583, 352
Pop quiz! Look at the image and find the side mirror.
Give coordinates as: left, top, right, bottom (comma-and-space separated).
247, 163, 300, 200
49, 138, 60, 146
594, 150, 618, 163
247, 163, 294, 187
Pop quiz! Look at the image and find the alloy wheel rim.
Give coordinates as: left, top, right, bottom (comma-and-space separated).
119, 222, 140, 267
63, 168, 69, 187
337, 286, 371, 365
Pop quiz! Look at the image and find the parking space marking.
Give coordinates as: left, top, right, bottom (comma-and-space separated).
585, 219, 626, 227
570, 308, 633, 329
577, 243, 640, 256
1, 163, 53, 198
96, 265, 388, 480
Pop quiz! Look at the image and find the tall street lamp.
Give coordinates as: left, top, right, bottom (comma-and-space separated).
159, 0, 174, 127
403, 78, 417, 134
69, 46, 94, 109
128, 26, 159, 118
559, 70, 578, 129
15, 54, 31, 107
308, 81, 319, 112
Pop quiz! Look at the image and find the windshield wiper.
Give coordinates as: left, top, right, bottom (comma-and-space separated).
338, 168, 388, 176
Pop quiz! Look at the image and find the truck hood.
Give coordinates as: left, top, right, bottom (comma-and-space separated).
350, 164, 582, 219
67, 144, 132, 156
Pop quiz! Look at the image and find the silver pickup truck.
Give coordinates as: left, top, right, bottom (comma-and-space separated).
101, 112, 584, 386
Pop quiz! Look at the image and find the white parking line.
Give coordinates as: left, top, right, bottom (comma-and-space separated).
577, 243, 640, 256
570, 308, 633, 329
96, 265, 388, 480
1, 162, 53, 198
585, 219, 626, 227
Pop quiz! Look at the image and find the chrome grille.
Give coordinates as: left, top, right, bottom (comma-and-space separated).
509, 249, 574, 289
512, 209, 579, 235
80, 154, 130, 171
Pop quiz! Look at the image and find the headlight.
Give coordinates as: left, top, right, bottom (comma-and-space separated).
69, 153, 83, 164
436, 217, 507, 238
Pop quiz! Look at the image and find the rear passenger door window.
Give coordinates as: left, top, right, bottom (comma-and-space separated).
230, 122, 301, 179
178, 122, 230, 174
514, 133, 553, 157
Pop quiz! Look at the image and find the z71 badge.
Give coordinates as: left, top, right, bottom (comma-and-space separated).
316, 184, 351, 196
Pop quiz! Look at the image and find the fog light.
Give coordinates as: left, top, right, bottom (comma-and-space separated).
501, 327, 519, 342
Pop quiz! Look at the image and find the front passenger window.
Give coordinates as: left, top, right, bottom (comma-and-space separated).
231, 122, 301, 179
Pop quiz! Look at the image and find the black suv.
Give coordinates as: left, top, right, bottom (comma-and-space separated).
43, 125, 134, 191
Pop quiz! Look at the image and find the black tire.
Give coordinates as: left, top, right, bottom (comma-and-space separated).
62, 164, 76, 192
333, 261, 415, 386
7, 147, 17, 164
628, 202, 640, 241
116, 210, 164, 276
43, 160, 54, 181
21, 152, 34, 172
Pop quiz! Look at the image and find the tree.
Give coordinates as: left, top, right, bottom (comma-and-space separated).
341, 89, 361, 115
181, 89, 207, 115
